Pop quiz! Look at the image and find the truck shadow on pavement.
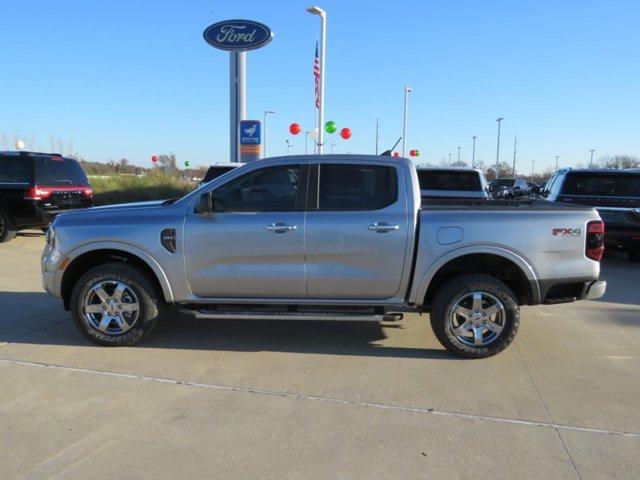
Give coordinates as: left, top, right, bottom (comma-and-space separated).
0, 292, 453, 359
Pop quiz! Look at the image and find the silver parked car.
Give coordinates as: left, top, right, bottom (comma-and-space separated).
42, 155, 606, 358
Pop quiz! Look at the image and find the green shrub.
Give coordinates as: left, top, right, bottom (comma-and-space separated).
89, 171, 196, 206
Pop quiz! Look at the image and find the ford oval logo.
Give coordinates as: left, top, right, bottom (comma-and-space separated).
203, 20, 273, 52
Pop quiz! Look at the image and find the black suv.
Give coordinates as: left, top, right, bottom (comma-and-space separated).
488, 178, 531, 199
0, 152, 93, 243
542, 168, 640, 262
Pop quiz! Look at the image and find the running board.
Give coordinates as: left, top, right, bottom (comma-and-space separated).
192, 310, 403, 322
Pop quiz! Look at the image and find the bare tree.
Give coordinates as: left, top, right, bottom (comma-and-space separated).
598, 155, 640, 169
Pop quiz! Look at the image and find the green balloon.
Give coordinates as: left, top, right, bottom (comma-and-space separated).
325, 121, 337, 134
184, 161, 190, 167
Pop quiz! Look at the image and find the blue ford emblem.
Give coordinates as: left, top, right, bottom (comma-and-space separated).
203, 20, 273, 51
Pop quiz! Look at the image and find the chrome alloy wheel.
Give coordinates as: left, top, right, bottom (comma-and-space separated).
82, 281, 140, 335
448, 291, 505, 347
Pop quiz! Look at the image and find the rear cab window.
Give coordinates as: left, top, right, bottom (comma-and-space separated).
33, 156, 89, 186
316, 164, 398, 211
418, 170, 481, 191
562, 172, 640, 197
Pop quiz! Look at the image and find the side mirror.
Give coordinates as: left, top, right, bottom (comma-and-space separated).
513, 186, 521, 190
195, 192, 213, 214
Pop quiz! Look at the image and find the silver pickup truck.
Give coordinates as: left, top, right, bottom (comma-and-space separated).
42, 155, 606, 358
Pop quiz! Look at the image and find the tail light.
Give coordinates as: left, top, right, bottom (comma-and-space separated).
81, 187, 93, 198
586, 220, 605, 261
24, 187, 53, 200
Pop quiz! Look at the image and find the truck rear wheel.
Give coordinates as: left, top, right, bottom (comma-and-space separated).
0, 208, 17, 243
429, 274, 520, 358
70, 263, 161, 346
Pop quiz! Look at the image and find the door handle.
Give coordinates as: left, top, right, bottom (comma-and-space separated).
368, 222, 399, 233
266, 223, 297, 233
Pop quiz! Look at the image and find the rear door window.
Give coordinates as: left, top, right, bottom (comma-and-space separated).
0, 156, 32, 183
417, 170, 481, 191
33, 156, 89, 186
317, 164, 398, 211
562, 173, 640, 197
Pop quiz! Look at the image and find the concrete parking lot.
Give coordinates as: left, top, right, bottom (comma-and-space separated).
0, 233, 639, 479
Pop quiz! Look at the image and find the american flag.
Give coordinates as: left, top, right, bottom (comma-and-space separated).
313, 40, 320, 109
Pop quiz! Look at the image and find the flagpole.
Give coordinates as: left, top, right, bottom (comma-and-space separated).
307, 6, 326, 154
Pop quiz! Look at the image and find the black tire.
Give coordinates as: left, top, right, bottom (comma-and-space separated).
429, 274, 520, 358
628, 251, 640, 263
0, 208, 17, 244
70, 263, 162, 346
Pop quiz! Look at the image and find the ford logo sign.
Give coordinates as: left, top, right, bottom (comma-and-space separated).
203, 20, 273, 52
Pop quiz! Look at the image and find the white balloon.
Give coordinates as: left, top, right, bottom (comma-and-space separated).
15, 140, 25, 150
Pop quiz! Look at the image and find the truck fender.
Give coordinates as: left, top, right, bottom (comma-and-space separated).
411, 245, 540, 306
64, 241, 174, 303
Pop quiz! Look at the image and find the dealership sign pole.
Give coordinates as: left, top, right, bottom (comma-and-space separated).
203, 20, 274, 162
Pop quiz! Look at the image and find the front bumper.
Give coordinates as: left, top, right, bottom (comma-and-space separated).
582, 280, 607, 301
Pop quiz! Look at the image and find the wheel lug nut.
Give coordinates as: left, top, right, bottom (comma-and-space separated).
103, 306, 107, 310
475, 309, 479, 313
482, 313, 486, 317
482, 320, 486, 324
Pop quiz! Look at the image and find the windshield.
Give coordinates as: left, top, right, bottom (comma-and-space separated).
418, 170, 482, 191
490, 179, 515, 188
563, 172, 640, 197
34, 156, 89, 186
203, 166, 237, 183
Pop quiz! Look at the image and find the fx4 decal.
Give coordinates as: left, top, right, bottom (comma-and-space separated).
553, 228, 581, 237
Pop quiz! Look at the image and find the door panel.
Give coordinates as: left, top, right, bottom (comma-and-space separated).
185, 211, 306, 297
305, 163, 409, 299
184, 163, 307, 298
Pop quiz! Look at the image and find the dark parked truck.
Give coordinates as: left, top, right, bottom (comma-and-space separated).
0, 151, 93, 243
543, 168, 640, 262
42, 155, 606, 358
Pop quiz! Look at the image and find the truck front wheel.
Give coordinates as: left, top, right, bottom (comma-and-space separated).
70, 263, 161, 346
429, 274, 520, 358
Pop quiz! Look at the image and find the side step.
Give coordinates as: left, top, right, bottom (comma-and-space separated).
192, 310, 403, 322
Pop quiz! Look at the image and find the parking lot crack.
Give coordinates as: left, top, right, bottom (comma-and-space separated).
1, 356, 639, 444
514, 342, 583, 480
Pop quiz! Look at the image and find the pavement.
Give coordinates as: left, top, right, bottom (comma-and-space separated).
0, 232, 639, 479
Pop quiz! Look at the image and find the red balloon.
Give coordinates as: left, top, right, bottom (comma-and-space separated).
409, 149, 416, 157
340, 127, 352, 140
289, 123, 301, 135
151, 155, 158, 163
392, 152, 400, 157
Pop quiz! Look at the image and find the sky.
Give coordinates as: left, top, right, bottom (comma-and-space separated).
1, 0, 639, 173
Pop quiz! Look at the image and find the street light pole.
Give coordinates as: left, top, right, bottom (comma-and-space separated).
330, 142, 336, 153
495, 117, 504, 177
307, 6, 326, 154
512, 135, 518, 176
589, 149, 596, 167
471, 136, 477, 168
531, 160, 535, 182
375, 117, 380, 155
457, 146, 461, 165
286, 139, 293, 156
555, 155, 559, 171
448, 153, 452, 166
263, 110, 276, 158
402, 86, 412, 157
305, 131, 311, 154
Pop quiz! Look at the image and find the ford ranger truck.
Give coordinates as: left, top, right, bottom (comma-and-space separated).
42, 155, 606, 358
